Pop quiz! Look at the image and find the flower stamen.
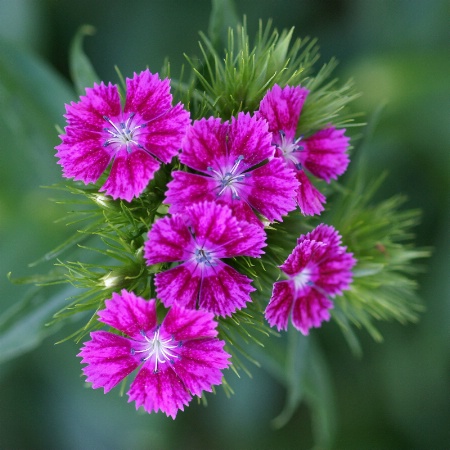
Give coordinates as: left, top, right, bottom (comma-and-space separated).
102, 114, 143, 153
208, 155, 246, 199
277, 130, 304, 170
131, 327, 179, 373
195, 247, 216, 266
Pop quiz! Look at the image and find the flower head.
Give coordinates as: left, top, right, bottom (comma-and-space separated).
265, 224, 356, 334
78, 290, 230, 418
257, 84, 350, 215
164, 112, 298, 224
56, 69, 190, 202
145, 201, 266, 317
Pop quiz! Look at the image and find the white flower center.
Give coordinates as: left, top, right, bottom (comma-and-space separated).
195, 247, 216, 266
277, 130, 304, 169
102, 113, 147, 153
131, 327, 180, 373
208, 155, 247, 199
292, 267, 312, 292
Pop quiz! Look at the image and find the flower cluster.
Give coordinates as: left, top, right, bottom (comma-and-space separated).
56, 57, 356, 417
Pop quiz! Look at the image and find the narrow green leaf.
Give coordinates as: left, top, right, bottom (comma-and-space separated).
271, 329, 310, 428
0, 286, 76, 363
69, 25, 100, 95
303, 338, 337, 449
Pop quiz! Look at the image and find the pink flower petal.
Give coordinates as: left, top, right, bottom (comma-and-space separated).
316, 251, 356, 295
78, 331, 139, 392
141, 103, 191, 163
165, 171, 217, 213
221, 218, 267, 257
291, 288, 333, 335
179, 117, 227, 172
155, 264, 201, 310
298, 223, 342, 247
280, 239, 327, 276
184, 201, 240, 249
257, 84, 309, 142
124, 70, 172, 118
295, 170, 326, 216
98, 290, 157, 340
301, 127, 350, 182
161, 303, 218, 340
199, 261, 255, 317
145, 214, 193, 264
171, 339, 230, 397
100, 149, 160, 201
246, 157, 298, 222
265, 281, 294, 331
227, 112, 274, 169
181, 201, 266, 258
56, 130, 112, 183
225, 200, 262, 226
128, 365, 191, 419
179, 113, 273, 174
64, 82, 121, 131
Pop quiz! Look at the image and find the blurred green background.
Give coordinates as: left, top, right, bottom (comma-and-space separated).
1, 0, 449, 448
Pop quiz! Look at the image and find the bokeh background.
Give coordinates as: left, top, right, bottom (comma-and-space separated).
1, 0, 449, 448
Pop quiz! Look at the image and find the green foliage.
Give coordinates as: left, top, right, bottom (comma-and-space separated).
0, 35, 75, 364
327, 171, 430, 350
20, 171, 173, 342
174, 17, 361, 136
299, 59, 362, 133
208, 0, 239, 50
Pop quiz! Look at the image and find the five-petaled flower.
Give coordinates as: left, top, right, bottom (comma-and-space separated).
257, 84, 350, 216
78, 290, 230, 418
164, 112, 299, 224
56, 69, 190, 202
265, 224, 356, 334
144, 201, 266, 317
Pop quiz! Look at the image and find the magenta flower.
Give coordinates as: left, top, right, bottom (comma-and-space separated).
265, 224, 356, 334
56, 69, 190, 202
257, 84, 350, 215
144, 201, 266, 317
78, 290, 230, 418
164, 112, 298, 224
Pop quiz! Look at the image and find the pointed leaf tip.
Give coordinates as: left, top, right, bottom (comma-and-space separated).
70, 25, 100, 95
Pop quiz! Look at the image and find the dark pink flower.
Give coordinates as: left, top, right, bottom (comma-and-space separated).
56, 70, 190, 202
78, 290, 230, 418
257, 84, 350, 215
164, 112, 298, 224
144, 201, 266, 317
265, 224, 356, 334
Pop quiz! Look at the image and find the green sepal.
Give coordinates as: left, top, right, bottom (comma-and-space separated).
325, 148, 430, 345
